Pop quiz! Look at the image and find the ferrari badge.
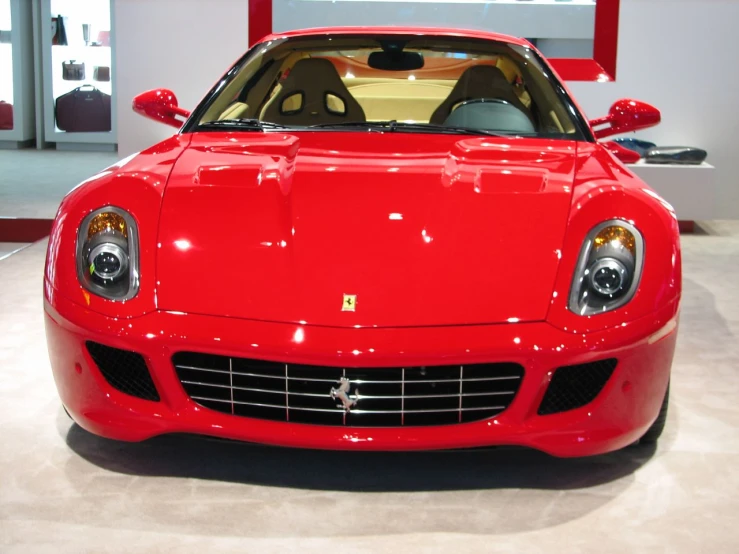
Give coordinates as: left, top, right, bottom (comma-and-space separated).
342, 294, 357, 312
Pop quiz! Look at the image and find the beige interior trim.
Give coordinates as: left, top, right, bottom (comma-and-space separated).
345, 79, 453, 122
218, 102, 250, 121
495, 57, 521, 83
549, 110, 566, 133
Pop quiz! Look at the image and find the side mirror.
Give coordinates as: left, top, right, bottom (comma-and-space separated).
132, 89, 191, 129
589, 99, 661, 139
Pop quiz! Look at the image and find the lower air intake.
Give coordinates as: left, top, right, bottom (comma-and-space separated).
173, 352, 524, 427
86, 341, 160, 401
538, 358, 617, 415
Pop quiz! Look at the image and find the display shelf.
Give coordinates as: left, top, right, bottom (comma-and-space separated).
50, 45, 112, 99
628, 160, 716, 221
0, 0, 12, 109
40, 0, 116, 148
0, 44, 12, 106
0, 0, 35, 146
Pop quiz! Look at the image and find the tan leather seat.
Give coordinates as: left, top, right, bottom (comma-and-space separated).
261, 58, 366, 125
218, 101, 249, 121
429, 65, 531, 125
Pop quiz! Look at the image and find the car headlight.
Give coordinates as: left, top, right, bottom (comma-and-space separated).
569, 220, 644, 316
76, 207, 139, 301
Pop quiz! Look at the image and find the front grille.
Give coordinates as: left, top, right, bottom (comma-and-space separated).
86, 341, 160, 401
538, 358, 617, 415
173, 352, 524, 427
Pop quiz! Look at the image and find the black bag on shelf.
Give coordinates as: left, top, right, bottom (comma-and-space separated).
62, 60, 85, 81
52, 15, 68, 46
0, 100, 13, 130
93, 65, 110, 82
55, 86, 111, 132
644, 147, 708, 165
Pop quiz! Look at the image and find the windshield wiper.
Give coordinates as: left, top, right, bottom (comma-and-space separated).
392, 122, 507, 137
197, 118, 291, 131
310, 120, 506, 137
309, 120, 397, 130
200, 118, 509, 137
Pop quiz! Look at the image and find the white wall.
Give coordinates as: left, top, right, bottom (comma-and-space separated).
274, 1, 595, 41
114, 0, 248, 156
115, 0, 739, 218
569, 0, 739, 218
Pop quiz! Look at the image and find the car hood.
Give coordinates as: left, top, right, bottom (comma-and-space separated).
156, 131, 577, 327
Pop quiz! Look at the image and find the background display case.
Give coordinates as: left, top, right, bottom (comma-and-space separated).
0, 1, 13, 118
271, 0, 597, 59
251, 0, 617, 81
0, 0, 35, 147
40, 0, 116, 150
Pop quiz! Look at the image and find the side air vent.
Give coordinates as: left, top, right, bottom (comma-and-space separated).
86, 341, 160, 401
538, 358, 617, 416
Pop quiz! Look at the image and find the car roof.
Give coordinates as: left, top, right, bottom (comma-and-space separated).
259, 26, 531, 48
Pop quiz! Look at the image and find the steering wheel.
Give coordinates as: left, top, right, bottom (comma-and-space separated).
444, 98, 535, 134
455, 98, 512, 109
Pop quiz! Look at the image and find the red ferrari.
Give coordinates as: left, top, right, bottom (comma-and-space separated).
44, 27, 680, 457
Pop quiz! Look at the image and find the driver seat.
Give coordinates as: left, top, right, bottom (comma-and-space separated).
261, 58, 366, 125
429, 65, 530, 125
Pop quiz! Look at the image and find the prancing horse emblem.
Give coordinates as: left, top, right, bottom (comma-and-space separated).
330, 377, 360, 412
342, 294, 357, 312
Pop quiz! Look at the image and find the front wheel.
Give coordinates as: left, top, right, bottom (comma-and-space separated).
639, 382, 670, 444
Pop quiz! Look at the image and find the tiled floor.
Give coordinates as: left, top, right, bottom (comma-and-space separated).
0, 242, 30, 260
0, 149, 118, 219
0, 223, 738, 552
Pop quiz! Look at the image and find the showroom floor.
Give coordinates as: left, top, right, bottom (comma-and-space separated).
1, 222, 738, 552
0, 149, 118, 218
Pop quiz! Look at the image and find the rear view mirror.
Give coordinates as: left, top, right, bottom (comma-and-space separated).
132, 89, 191, 128
589, 99, 661, 139
368, 51, 424, 71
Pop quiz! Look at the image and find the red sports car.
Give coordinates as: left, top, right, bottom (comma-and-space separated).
44, 27, 680, 457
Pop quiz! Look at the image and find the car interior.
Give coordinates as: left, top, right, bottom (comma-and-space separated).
198, 39, 579, 136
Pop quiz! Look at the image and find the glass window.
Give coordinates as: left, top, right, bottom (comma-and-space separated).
193, 34, 587, 140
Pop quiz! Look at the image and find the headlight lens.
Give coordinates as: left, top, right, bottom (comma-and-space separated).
77, 207, 139, 301
569, 220, 644, 316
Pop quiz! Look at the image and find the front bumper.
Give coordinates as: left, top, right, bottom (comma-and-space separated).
45, 289, 678, 457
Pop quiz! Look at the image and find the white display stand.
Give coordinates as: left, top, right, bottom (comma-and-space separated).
275, 0, 596, 59
39, 0, 116, 150
0, 0, 35, 148
628, 160, 716, 222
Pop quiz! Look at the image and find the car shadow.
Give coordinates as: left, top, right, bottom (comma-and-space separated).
65, 421, 657, 493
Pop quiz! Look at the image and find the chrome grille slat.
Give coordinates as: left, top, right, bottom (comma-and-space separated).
181, 380, 515, 399
228, 358, 234, 415
401, 367, 405, 426
341, 368, 347, 426
174, 353, 524, 427
191, 397, 341, 413
458, 365, 464, 423
284, 363, 289, 422
181, 380, 329, 397
175, 364, 520, 384
190, 396, 507, 414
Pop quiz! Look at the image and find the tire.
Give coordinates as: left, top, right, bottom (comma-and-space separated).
639, 382, 669, 444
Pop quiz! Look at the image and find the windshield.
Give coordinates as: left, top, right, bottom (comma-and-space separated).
187, 34, 589, 140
